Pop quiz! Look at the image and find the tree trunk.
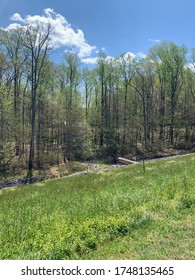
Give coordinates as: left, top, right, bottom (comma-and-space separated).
28, 87, 36, 177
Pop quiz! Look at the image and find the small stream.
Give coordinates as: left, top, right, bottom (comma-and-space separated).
0, 152, 193, 190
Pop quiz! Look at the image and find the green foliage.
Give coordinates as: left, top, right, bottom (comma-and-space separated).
1, 154, 195, 259
1, 36, 195, 172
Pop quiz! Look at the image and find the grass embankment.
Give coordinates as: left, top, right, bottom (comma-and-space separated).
0, 154, 195, 259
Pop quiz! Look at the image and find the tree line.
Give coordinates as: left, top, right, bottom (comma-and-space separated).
1, 24, 195, 175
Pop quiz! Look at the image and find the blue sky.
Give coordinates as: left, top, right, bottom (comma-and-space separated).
1, 0, 195, 64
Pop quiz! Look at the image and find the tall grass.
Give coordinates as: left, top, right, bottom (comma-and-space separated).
0, 154, 195, 259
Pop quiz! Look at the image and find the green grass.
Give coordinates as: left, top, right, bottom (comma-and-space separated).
0, 154, 195, 259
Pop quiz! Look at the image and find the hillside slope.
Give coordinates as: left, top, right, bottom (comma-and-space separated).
0, 154, 195, 259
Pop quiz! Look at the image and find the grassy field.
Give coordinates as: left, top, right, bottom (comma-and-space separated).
0, 154, 195, 260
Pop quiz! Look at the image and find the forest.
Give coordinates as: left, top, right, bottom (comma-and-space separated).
1, 23, 195, 177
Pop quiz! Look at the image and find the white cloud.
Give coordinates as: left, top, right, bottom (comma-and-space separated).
185, 63, 195, 72
118, 51, 146, 62
105, 55, 115, 62
10, 13, 25, 23
5, 23, 23, 30
81, 57, 98, 64
95, 47, 106, 54
84, 51, 147, 66
126, 52, 136, 58
44, 8, 56, 18
3, 10, 154, 66
115, 52, 135, 66
5, 8, 96, 59
81, 51, 150, 65
82, 54, 118, 65
136, 51, 147, 59
122, 52, 136, 60
148, 38, 161, 43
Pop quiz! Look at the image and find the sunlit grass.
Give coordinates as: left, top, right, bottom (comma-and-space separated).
0, 154, 195, 259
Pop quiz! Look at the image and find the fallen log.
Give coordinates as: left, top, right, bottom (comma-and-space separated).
118, 157, 137, 165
